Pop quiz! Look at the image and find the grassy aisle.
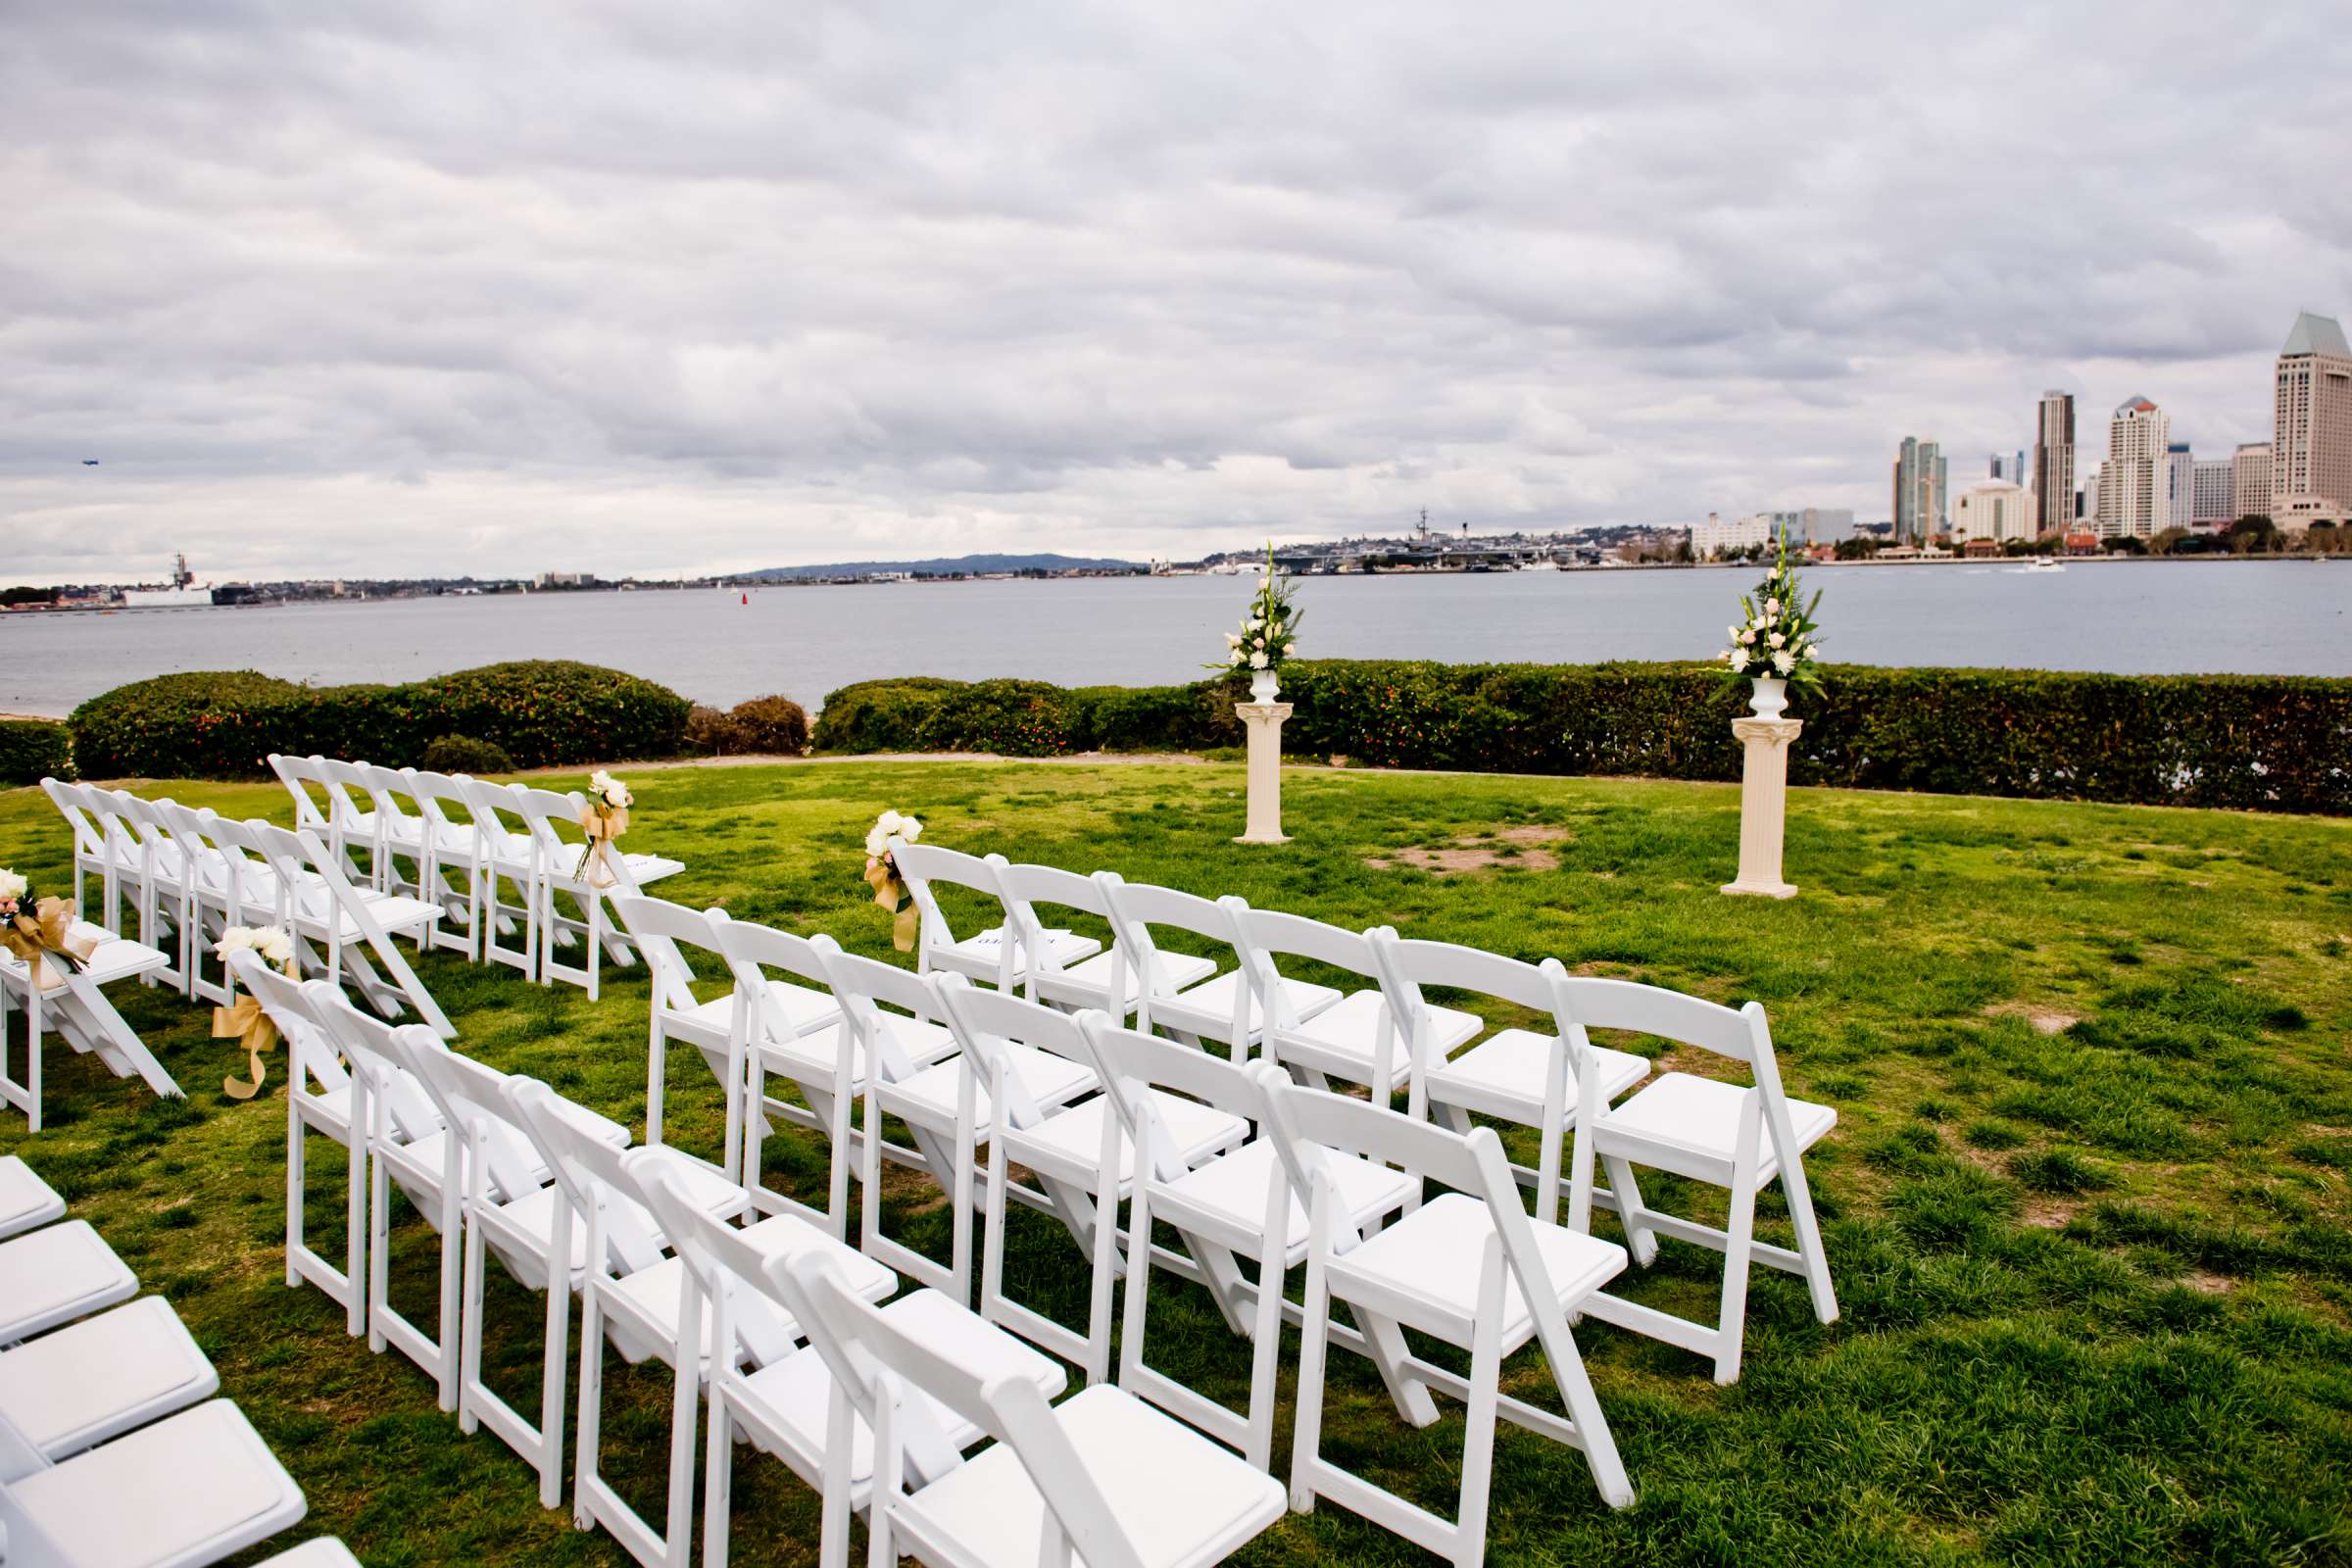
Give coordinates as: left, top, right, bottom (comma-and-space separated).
2, 760, 2347, 1567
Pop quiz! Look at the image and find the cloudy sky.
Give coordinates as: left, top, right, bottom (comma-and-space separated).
5, 3, 2346, 584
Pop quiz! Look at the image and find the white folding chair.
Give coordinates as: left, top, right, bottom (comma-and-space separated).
638, 1150, 1035, 1568
1564, 980, 1839, 1384
458, 776, 544, 978
156, 806, 276, 1008
0, 1155, 66, 1242
0, 1220, 136, 1347
229, 952, 368, 1335
70, 785, 162, 955
38, 782, 119, 937
402, 769, 492, 960
268, 753, 338, 850
1262, 1073, 1635, 1565
1371, 935, 1650, 1218
891, 841, 1099, 991
711, 918, 898, 1235
514, 785, 680, 1002
247, 821, 452, 1037
105, 793, 189, 986
1100, 880, 1340, 1059
352, 761, 432, 908
0, 1400, 307, 1568
946, 986, 1247, 1378
1234, 908, 1481, 1098
996, 864, 1214, 1017
394, 1033, 627, 1499
0, 1296, 218, 1463
1079, 1014, 1422, 1470
820, 951, 1092, 1303
316, 759, 385, 890
255, 1541, 363, 1567
788, 1250, 1287, 1568
501, 1082, 760, 1549
0, 912, 176, 1132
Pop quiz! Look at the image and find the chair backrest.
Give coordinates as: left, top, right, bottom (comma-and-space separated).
887, 840, 1009, 965
1096, 877, 1242, 1013
301, 980, 440, 1139
269, 753, 336, 836
1078, 1013, 1260, 1185
1231, 906, 1394, 1044
227, 950, 351, 1099
785, 1250, 1147, 1568
627, 1148, 833, 1374
933, 981, 1092, 1133
459, 776, 537, 859
39, 778, 107, 866
503, 1077, 672, 1277
404, 767, 475, 830
609, 893, 720, 1016
1554, 975, 1760, 1064
195, 809, 279, 924
811, 937, 956, 1083
107, 790, 180, 872
354, 761, 420, 833
392, 1031, 544, 1203
245, 820, 356, 931
710, 915, 836, 1042
990, 863, 1120, 1002
80, 784, 148, 863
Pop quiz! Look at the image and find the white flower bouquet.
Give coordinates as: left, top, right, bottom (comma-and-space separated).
861, 808, 924, 952
576, 771, 635, 884
1718, 530, 1825, 697
1209, 542, 1303, 676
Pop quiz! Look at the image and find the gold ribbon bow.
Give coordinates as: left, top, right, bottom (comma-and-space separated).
1, 898, 100, 993
576, 803, 629, 887
863, 857, 919, 953
214, 958, 300, 1101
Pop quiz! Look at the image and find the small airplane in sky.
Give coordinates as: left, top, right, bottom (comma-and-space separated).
81, 459, 99, 466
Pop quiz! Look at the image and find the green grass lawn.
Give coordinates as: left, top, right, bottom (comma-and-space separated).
4, 759, 2349, 1567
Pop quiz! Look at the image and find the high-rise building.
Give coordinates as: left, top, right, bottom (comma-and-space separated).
2166, 442, 2194, 528
2033, 390, 2076, 534
1689, 513, 1773, 558
1890, 437, 1947, 544
2274, 310, 2352, 514
1952, 479, 2034, 545
2190, 460, 2233, 526
2081, 464, 2101, 523
2099, 396, 2170, 538
2232, 441, 2274, 520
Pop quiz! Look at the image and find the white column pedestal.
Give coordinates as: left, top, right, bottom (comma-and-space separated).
1234, 702, 1293, 845
1721, 716, 1801, 899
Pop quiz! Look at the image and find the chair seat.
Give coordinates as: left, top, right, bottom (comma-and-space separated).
1037, 947, 1216, 1010
662, 994, 740, 1048
1425, 1029, 1650, 1121
896, 1384, 1285, 1568
301, 1084, 355, 1136
1595, 1071, 1837, 1182
1003, 1091, 1249, 1188
0, 923, 171, 989
389, 1101, 628, 1200
1272, 989, 1482, 1090
0, 1296, 218, 1457
1329, 1192, 1627, 1346
937, 926, 1102, 980
0, 1154, 66, 1241
1159, 1138, 1417, 1256
623, 853, 685, 883
737, 1288, 1067, 1485
1155, 969, 1340, 1044
257, 1540, 365, 1567
2, 1398, 307, 1568
757, 977, 842, 1037
384, 819, 476, 857
760, 1017, 959, 1086
886, 1043, 1096, 1134
607, 1213, 896, 1352
0, 1219, 137, 1343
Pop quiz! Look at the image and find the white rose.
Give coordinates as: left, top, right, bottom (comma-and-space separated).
1226, 632, 1242, 648
1731, 651, 1750, 672
876, 809, 903, 835
1738, 628, 1754, 645
899, 816, 922, 843
257, 926, 295, 964
0, 870, 24, 902
216, 925, 257, 959
1250, 651, 1269, 669
864, 826, 888, 857
1247, 617, 1263, 631
1230, 650, 1245, 665
1768, 631, 1785, 649
1772, 652, 1794, 674
1764, 598, 1780, 617
590, 769, 614, 793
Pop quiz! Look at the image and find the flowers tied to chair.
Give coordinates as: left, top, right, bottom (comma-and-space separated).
211, 924, 300, 1100
860, 808, 924, 952
0, 867, 97, 992
576, 770, 634, 888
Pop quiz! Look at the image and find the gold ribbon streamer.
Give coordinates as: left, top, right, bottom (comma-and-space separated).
214, 958, 300, 1101
1, 898, 100, 993
575, 803, 629, 887
864, 858, 919, 953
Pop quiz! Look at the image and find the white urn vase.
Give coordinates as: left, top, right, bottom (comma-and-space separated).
1250, 668, 1281, 704
1747, 676, 1788, 718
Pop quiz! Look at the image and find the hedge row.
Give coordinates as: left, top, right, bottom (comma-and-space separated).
811, 662, 2352, 815
0, 719, 74, 786
69, 662, 693, 780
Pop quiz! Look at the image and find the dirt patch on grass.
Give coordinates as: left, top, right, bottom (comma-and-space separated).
1984, 1001, 2081, 1036
1365, 826, 1566, 876
2023, 1196, 2080, 1229
2184, 1271, 2233, 1296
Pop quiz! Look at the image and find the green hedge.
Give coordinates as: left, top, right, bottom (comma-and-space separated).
70, 662, 693, 780
812, 661, 2352, 814
0, 719, 74, 786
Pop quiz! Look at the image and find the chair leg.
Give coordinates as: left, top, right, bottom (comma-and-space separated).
573, 1293, 606, 1532
345, 1133, 368, 1337
704, 1384, 736, 1568
645, 1021, 667, 1148
539, 1263, 570, 1509
1289, 1240, 1333, 1513
1714, 1173, 1759, 1386
1452, 1318, 1503, 1568
458, 1220, 489, 1434
1780, 1165, 1840, 1325
285, 1106, 306, 1289
663, 1294, 699, 1566
1602, 1153, 1659, 1266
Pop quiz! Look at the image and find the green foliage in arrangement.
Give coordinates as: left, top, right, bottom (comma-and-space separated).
814, 661, 2352, 814
68, 662, 692, 780
0, 718, 74, 784
2, 760, 2349, 1566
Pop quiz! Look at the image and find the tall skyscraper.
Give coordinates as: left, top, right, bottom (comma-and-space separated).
2232, 441, 2274, 520
2191, 460, 2233, 525
2033, 390, 2076, 534
1890, 436, 1947, 544
2099, 396, 2171, 538
2166, 441, 2194, 528
2274, 310, 2352, 512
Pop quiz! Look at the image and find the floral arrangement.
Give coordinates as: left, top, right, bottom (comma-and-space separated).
861, 808, 924, 952
215, 924, 296, 967
576, 770, 634, 883
0, 867, 26, 919
1719, 529, 1825, 695
212, 923, 298, 1100
1212, 542, 1302, 676
0, 866, 93, 989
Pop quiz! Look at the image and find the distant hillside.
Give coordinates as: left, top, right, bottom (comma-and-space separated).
746, 552, 1144, 579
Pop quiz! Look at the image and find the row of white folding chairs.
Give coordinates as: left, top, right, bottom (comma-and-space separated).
268, 754, 684, 1000
0, 1153, 357, 1567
